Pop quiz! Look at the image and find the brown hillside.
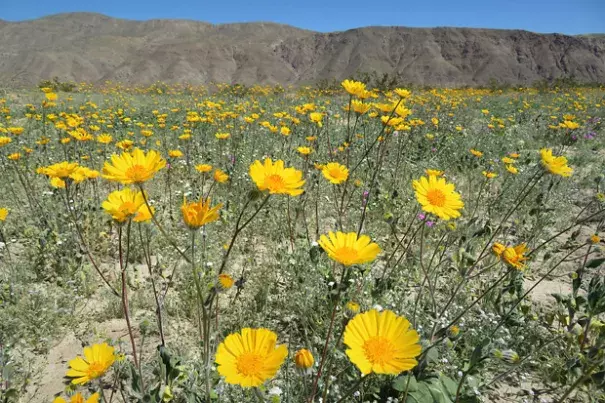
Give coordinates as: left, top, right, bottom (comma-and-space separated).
1, 12, 604, 87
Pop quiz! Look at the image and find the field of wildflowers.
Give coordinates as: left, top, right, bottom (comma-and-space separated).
0, 81, 604, 402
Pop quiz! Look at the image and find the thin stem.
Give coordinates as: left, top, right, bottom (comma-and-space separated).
118, 222, 141, 376
139, 186, 192, 264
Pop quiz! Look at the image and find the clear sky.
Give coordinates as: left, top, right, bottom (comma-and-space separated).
1, 0, 604, 35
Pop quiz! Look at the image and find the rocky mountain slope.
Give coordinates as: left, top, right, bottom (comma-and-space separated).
1, 12, 604, 87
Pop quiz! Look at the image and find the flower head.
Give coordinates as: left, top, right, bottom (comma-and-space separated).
540, 148, 573, 177
213, 169, 229, 183
53, 393, 100, 403
218, 273, 234, 290
297, 146, 313, 156
344, 309, 421, 375
506, 165, 518, 175
101, 188, 146, 223
346, 301, 360, 314
322, 162, 349, 184
341, 80, 367, 97
249, 158, 305, 196
66, 343, 116, 385
470, 149, 483, 157
492, 242, 528, 269
318, 231, 380, 266
195, 164, 213, 173
294, 349, 314, 369
216, 328, 288, 388
0, 208, 8, 222
102, 148, 166, 185
181, 197, 222, 229
412, 175, 464, 221
40, 161, 80, 179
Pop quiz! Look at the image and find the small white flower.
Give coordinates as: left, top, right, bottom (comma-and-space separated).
268, 386, 282, 396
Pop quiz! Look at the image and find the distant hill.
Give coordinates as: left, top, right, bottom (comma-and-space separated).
0, 13, 604, 87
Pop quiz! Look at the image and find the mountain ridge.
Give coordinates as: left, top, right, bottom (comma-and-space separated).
1, 12, 604, 87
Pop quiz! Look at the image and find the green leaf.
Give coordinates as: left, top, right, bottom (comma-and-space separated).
393, 374, 418, 392
440, 374, 458, 398
586, 258, 605, 269
408, 382, 433, 403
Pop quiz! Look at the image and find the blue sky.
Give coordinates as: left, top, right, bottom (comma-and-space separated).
2, 0, 604, 35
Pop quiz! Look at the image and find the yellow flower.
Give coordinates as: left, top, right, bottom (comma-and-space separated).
309, 112, 323, 127
215, 132, 230, 140
346, 301, 360, 314
103, 148, 166, 185
559, 120, 579, 130
280, 127, 291, 136
482, 171, 498, 179
50, 177, 66, 188
66, 343, 116, 385
501, 157, 515, 164
168, 149, 183, 158
344, 309, 421, 375
470, 149, 483, 157
0, 136, 12, 146
40, 161, 80, 179
213, 169, 229, 183
425, 169, 444, 177
133, 204, 154, 223
297, 146, 313, 156
294, 349, 314, 369
540, 148, 573, 177
218, 273, 234, 290
506, 165, 518, 174
215, 328, 288, 388
321, 162, 349, 184
351, 99, 372, 115
97, 134, 112, 144
7, 127, 24, 135
101, 188, 146, 223
7, 153, 21, 161
0, 208, 8, 222
412, 175, 464, 221
249, 158, 305, 196
394, 88, 411, 98
318, 231, 380, 266
492, 242, 528, 269
181, 197, 222, 229
341, 80, 367, 97
195, 164, 213, 173
53, 393, 100, 403
509, 152, 520, 158
45, 92, 58, 101
590, 234, 601, 244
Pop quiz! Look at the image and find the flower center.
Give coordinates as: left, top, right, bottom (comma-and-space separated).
86, 361, 106, 379
329, 169, 344, 180
119, 201, 137, 216
236, 352, 263, 377
363, 336, 395, 365
265, 174, 286, 192
335, 247, 359, 265
126, 164, 149, 182
426, 189, 446, 207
